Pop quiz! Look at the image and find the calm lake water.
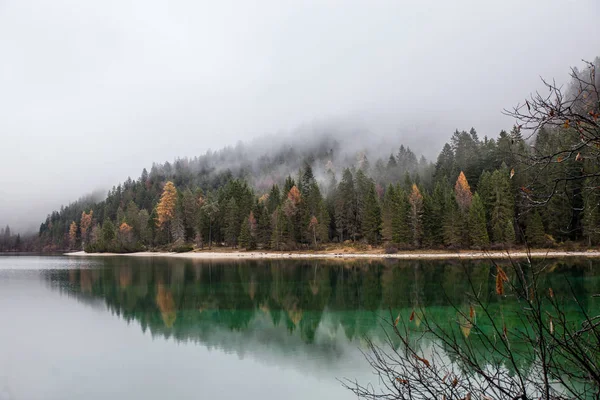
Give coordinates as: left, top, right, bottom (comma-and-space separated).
0, 255, 598, 400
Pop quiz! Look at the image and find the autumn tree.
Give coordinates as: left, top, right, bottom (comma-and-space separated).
156, 181, 178, 241
80, 211, 93, 247
117, 222, 134, 250
68, 221, 77, 249
454, 171, 473, 211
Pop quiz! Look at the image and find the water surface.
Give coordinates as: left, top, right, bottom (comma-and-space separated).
0, 255, 598, 400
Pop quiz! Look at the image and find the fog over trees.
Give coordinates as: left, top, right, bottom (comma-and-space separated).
11, 58, 593, 253
1, 0, 599, 233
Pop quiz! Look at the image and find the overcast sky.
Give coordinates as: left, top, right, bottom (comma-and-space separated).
0, 0, 599, 233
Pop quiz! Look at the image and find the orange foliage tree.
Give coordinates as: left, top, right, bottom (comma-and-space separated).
80, 211, 93, 245
157, 181, 178, 229
68, 221, 77, 249
454, 171, 473, 211
284, 185, 302, 217
118, 222, 134, 247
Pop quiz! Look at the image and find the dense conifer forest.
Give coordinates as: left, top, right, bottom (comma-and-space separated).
2, 58, 598, 253
29, 125, 597, 253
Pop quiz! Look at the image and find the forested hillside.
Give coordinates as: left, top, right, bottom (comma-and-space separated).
29, 58, 600, 253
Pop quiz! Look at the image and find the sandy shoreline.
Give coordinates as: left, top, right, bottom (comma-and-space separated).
64, 250, 600, 260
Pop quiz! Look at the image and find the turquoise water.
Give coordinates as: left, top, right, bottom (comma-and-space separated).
0, 255, 598, 400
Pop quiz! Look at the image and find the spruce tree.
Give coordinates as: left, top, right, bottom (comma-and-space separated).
423, 180, 447, 247
582, 180, 600, 245
239, 217, 251, 250
381, 185, 396, 243
408, 184, 424, 247
525, 211, 546, 247
391, 185, 410, 244
504, 219, 516, 247
362, 183, 382, 245
224, 198, 240, 247
469, 193, 489, 248
490, 168, 515, 245
443, 194, 462, 248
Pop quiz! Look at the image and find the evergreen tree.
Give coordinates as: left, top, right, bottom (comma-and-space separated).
525, 211, 546, 247
391, 186, 411, 244
489, 169, 515, 245
256, 204, 272, 248
335, 169, 358, 242
239, 216, 252, 250
224, 198, 240, 247
582, 179, 600, 245
102, 219, 116, 249
504, 219, 516, 247
381, 185, 396, 243
362, 183, 382, 245
408, 184, 424, 247
469, 193, 489, 248
267, 184, 281, 214
443, 194, 462, 248
422, 180, 447, 247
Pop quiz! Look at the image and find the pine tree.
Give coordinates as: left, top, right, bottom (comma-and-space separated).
355, 169, 372, 239
582, 179, 600, 245
408, 184, 424, 247
469, 193, 489, 248
443, 194, 462, 248
267, 185, 281, 214
335, 169, 357, 242
391, 186, 410, 244
489, 169, 515, 245
102, 219, 116, 248
381, 185, 396, 242
504, 219, 516, 247
201, 192, 219, 249
239, 216, 252, 250
138, 209, 152, 245
256, 204, 272, 248
525, 211, 546, 247
423, 180, 447, 247
224, 197, 240, 247
270, 207, 285, 250
362, 183, 382, 245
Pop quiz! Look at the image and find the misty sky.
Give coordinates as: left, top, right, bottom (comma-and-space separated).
1, 0, 599, 233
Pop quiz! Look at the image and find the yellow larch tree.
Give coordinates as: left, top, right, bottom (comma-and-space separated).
68, 221, 77, 249
156, 181, 178, 229
454, 171, 473, 211
80, 211, 93, 244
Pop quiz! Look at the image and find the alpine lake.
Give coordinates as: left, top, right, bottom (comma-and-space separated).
0, 255, 598, 400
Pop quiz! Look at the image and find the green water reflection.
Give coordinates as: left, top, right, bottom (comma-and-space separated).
45, 258, 600, 366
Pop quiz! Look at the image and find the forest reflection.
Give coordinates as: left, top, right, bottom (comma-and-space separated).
44, 258, 600, 372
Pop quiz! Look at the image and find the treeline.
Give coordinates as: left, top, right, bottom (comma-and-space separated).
0, 224, 38, 252
37, 122, 598, 253
0, 225, 26, 252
